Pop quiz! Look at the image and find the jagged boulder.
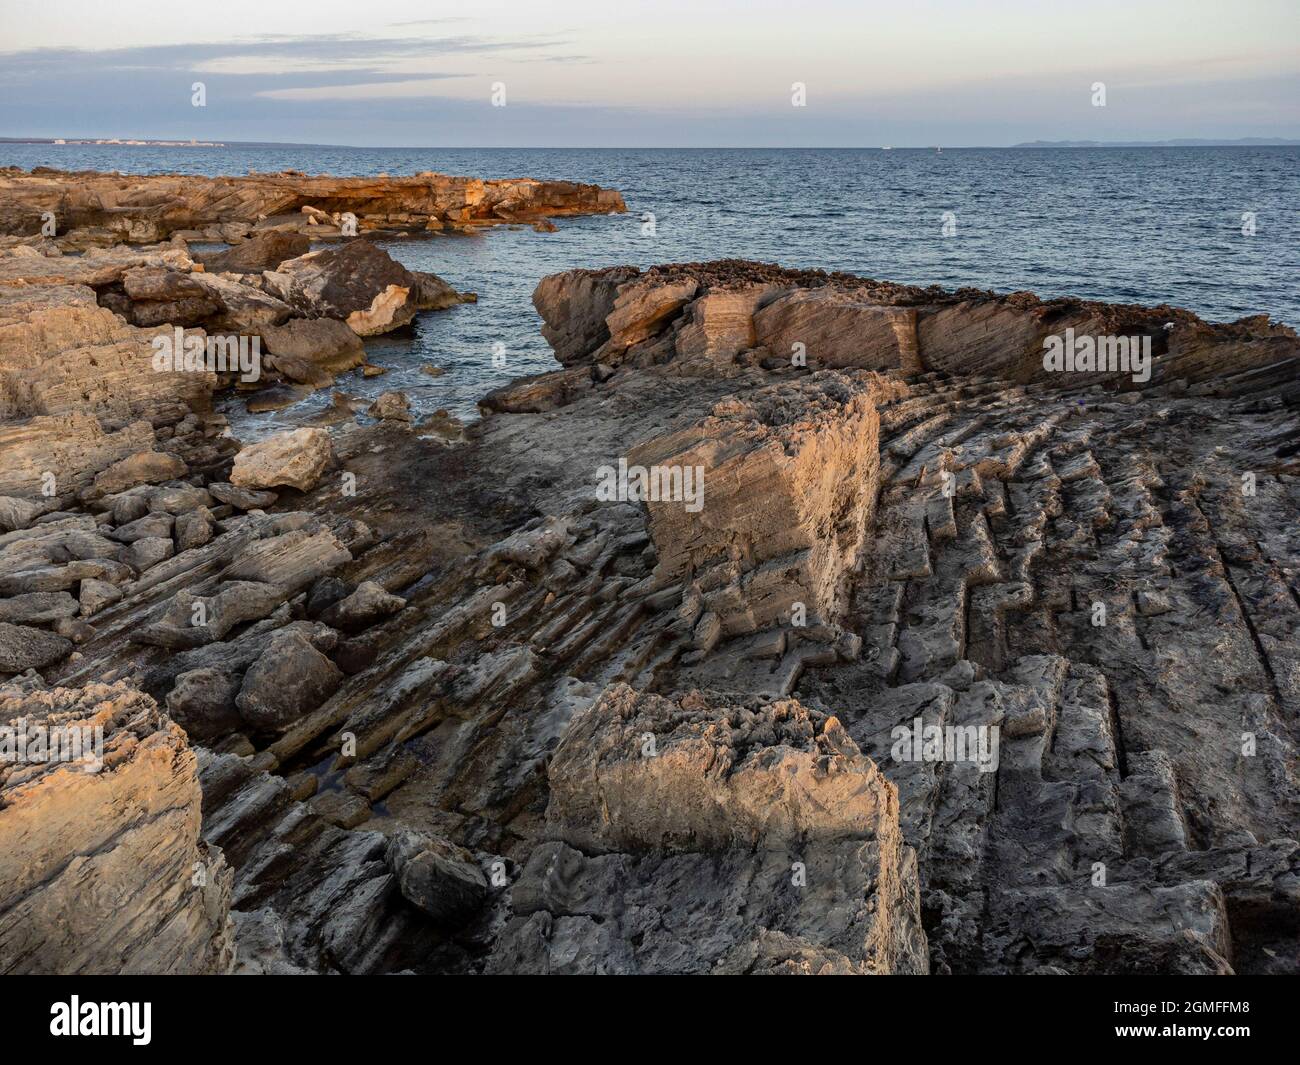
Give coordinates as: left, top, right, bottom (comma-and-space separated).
236, 627, 343, 733
262, 241, 466, 336
230, 428, 333, 492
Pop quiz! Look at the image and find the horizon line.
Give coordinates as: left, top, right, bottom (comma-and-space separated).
4, 138, 1300, 152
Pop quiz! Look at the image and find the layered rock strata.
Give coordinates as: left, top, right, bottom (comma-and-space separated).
0, 681, 235, 974
0, 167, 627, 247
1, 254, 1296, 975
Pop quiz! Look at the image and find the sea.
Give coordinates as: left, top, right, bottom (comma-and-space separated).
4, 143, 1296, 426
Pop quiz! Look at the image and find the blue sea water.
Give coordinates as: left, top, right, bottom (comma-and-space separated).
4, 143, 1296, 424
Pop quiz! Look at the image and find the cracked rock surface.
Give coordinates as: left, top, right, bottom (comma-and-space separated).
1, 250, 1297, 975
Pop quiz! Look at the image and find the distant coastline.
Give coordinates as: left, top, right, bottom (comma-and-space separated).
2, 136, 1298, 150
1011, 137, 1300, 148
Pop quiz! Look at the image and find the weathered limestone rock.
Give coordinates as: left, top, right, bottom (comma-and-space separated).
533, 260, 1299, 390
384, 829, 488, 925
86, 450, 187, 498
208, 482, 278, 511
497, 684, 928, 974
166, 667, 243, 744
532, 266, 637, 365
630, 372, 902, 636
1, 248, 1295, 977
755, 289, 919, 370
258, 317, 365, 374
0, 591, 78, 625
230, 428, 333, 491
597, 277, 699, 361
236, 627, 343, 733
0, 168, 626, 245
0, 682, 234, 974
676, 284, 779, 366
318, 581, 405, 629
368, 391, 412, 422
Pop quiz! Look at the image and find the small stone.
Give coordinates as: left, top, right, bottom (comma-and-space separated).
124, 536, 175, 572
368, 391, 412, 422
208, 482, 279, 511
0, 622, 72, 672
1136, 590, 1173, 617
79, 578, 123, 617
319, 581, 405, 629
0, 591, 79, 625
52, 617, 96, 643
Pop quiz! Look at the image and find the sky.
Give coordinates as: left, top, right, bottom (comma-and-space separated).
2, 0, 1298, 146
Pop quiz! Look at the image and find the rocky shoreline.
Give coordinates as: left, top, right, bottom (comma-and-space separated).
1, 170, 1298, 974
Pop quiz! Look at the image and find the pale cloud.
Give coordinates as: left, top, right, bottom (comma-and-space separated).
0, 0, 1295, 145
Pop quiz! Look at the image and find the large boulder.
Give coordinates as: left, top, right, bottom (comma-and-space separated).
85, 450, 187, 499
235, 627, 343, 733
384, 829, 488, 926
195, 231, 310, 274
629, 371, 903, 637
262, 241, 466, 336
0, 682, 235, 974
258, 318, 365, 377
0, 622, 72, 673
229, 428, 333, 492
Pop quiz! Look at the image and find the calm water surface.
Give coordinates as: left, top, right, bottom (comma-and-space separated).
4, 144, 1295, 423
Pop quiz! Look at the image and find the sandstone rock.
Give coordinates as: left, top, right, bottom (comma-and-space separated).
135, 581, 287, 649
208, 482, 278, 511
78, 578, 122, 617
166, 667, 243, 744
187, 272, 294, 332
174, 507, 214, 551
229, 428, 332, 492
318, 580, 406, 629
87, 451, 187, 498
147, 483, 213, 515
123, 535, 174, 572
258, 317, 366, 374
0, 497, 46, 531
0, 682, 234, 973
109, 511, 174, 542
631, 372, 898, 637
0, 168, 625, 245
532, 266, 637, 364
52, 617, 95, 643
501, 684, 928, 974
368, 391, 412, 422
263, 241, 465, 337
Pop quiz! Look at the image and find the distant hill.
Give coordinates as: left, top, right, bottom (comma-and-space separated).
1013, 137, 1300, 148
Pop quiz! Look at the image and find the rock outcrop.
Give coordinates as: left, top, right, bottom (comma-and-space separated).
2, 249, 1296, 976
0, 681, 235, 974
494, 684, 927, 974
0, 167, 627, 246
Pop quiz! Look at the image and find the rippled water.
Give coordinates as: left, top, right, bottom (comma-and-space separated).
5, 144, 1296, 424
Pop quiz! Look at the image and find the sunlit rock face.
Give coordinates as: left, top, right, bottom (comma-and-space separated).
0, 681, 235, 974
